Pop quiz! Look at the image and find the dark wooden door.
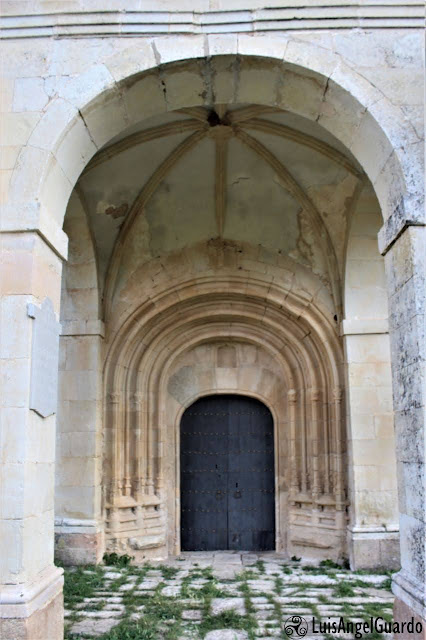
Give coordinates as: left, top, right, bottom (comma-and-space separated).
180, 394, 275, 551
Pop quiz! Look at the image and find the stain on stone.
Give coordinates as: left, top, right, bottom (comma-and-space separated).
105, 203, 128, 219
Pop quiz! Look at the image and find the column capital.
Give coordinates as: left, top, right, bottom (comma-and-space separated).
287, 389, 297, 404
378, 199, 425, 257
0, 202, 68, 261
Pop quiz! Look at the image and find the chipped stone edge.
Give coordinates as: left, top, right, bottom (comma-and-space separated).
0, 566, 63, 619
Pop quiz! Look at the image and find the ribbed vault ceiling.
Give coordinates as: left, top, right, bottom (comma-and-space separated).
74, 103, 364, 311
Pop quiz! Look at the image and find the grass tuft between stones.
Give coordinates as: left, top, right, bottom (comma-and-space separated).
62, 556, 395, 640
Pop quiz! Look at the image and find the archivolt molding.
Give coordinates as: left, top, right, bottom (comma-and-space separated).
105, 272, 342, 375
104, 276, 343, 424
102, 273, 346, 555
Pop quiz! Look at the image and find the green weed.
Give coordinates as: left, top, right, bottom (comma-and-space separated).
333, 581, 356, 598
103, 552, 134, 568
255, 560, 266, 573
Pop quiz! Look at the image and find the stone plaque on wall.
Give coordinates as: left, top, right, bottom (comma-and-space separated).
27, 297, 61, 418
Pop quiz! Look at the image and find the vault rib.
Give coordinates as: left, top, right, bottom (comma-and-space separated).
216, 104, 227, 120
227, 105, 280, 123
240, 118, 361, 177
215, 136, 228, 237
104, 129, 207, 319
177, 107, 209, 122
83, 120, 205, 174
234, 126, 342, 315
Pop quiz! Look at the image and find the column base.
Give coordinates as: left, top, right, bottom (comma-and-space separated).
394, 597, 426, 640
0, 566, 63, 640
55, 518, 104, 565
393, 570, 426, 638
347, 525, 400, 570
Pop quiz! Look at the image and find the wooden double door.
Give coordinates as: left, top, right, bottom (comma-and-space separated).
180, 394, 275, 551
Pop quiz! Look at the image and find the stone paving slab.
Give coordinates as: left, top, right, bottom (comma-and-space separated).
69, 619, 119, 637
64, 552, 395, 640
211, 597, 246, 616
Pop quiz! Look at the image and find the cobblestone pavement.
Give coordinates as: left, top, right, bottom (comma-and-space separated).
64, 552, 394, 640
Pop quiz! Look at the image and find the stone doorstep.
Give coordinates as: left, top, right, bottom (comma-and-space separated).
180, 552, 216, 557
242, 554, 258, 562
213, 558, 243, 565
213, 568, 241, 579
185, 560, 214, 568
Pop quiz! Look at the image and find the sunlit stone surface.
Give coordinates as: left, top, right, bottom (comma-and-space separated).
0, 3, 424, 638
